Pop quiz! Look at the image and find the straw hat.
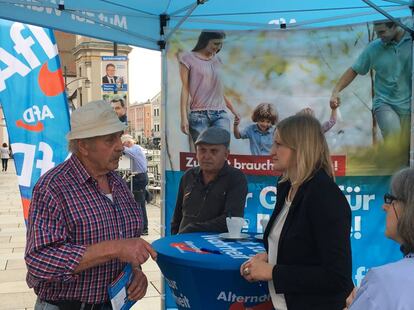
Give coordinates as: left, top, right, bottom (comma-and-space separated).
67, 100, 126, 140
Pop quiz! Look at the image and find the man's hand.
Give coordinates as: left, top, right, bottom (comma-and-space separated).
116, 238, 157, 266
127, 267, 148, 301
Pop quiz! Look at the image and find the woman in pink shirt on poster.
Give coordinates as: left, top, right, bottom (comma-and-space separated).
179, 31, 240, 143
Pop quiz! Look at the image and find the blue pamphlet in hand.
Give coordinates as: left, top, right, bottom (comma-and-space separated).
108, 264, 136, 310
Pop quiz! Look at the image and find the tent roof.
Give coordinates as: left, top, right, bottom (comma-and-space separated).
0, 0, 411, 50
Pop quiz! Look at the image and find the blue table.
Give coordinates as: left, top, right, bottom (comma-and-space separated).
152, 233, 274, 310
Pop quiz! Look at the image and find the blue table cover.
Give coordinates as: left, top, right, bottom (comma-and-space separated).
152, 233, 274, 310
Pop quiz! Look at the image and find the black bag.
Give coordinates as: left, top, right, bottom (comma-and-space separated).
145, 189, 153, 203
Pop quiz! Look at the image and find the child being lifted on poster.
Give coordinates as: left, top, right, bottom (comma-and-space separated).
233, 103, 278, 155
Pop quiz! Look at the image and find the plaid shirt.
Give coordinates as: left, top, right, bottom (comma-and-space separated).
25, 155, 143, 303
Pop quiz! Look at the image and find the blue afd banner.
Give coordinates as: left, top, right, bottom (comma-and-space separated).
0, 19, 70, 221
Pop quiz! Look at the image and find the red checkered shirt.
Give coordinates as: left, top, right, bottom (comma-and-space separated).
25, 155, 143, 303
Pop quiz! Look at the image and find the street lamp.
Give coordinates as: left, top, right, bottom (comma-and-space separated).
65, 77, 90, 110
65, 76, 90, 89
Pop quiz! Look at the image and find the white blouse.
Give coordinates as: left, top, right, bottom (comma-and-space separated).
267, 199, 291, 310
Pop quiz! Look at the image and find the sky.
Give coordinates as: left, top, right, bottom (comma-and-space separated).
128, 47, 161, 104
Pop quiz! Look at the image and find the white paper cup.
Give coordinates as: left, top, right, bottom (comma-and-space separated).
226, 217, 246, 238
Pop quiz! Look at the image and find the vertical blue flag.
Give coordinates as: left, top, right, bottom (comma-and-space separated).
0, 19, 70, 221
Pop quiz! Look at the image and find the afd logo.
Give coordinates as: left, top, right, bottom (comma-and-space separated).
0, 22, 63, 93
16, 105, 54, 132
12, 142, 55, 187
170, 242, 211, 254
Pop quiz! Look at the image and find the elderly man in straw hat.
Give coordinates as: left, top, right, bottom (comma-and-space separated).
25, 101, 157, 310
121, 134, 149, 235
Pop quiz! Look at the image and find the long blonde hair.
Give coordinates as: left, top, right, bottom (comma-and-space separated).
277, 114, 334, 187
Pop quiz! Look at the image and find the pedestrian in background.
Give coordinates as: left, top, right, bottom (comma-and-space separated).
1, 142, 10, 172
122, 134, 149, 235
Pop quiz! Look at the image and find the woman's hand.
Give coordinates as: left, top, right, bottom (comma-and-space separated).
252, 252, 268, 262
180, 119, 189, 135
343, 287, 357, 309
240, 253, 272, 282
240, 252, 268, 274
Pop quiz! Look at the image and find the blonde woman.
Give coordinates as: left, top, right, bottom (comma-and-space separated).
240, 114, 353, 310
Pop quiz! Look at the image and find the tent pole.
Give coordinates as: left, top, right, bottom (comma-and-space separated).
169, 1, 206, 16
383, 0, 413, 5
160, 46, 168, 310
165, 1, 205, 43
363, 0, 414, 34
411, 4, 414, 167
179, 5, 406, 29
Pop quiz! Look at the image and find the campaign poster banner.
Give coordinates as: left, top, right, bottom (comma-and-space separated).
164, 19, 411, 309
0, 19, 70, 221
101, 56, 128, 92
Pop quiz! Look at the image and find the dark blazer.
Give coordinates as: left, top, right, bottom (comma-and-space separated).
264, 169, 353, 310
102, 75, 118, 84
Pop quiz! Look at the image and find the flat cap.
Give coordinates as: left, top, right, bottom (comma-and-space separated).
195, 127, 230, 147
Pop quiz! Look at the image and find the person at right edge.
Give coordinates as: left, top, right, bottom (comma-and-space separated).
240, 114, 353, 310
345, 167, 414, 309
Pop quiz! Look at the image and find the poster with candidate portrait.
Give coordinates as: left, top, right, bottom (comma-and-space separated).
164, 18, 412, 307
101, 55, 128, 92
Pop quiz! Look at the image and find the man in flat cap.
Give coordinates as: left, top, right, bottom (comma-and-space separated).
171, 127, 247, 234
25, 101, 157, 310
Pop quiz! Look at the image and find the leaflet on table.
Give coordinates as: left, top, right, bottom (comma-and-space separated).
108, 264, 136, 310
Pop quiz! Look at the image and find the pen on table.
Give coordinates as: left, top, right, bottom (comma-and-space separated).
199, 247, 222, 254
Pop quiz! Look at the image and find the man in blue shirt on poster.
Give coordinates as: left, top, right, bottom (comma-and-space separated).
330, 19, 411, 140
